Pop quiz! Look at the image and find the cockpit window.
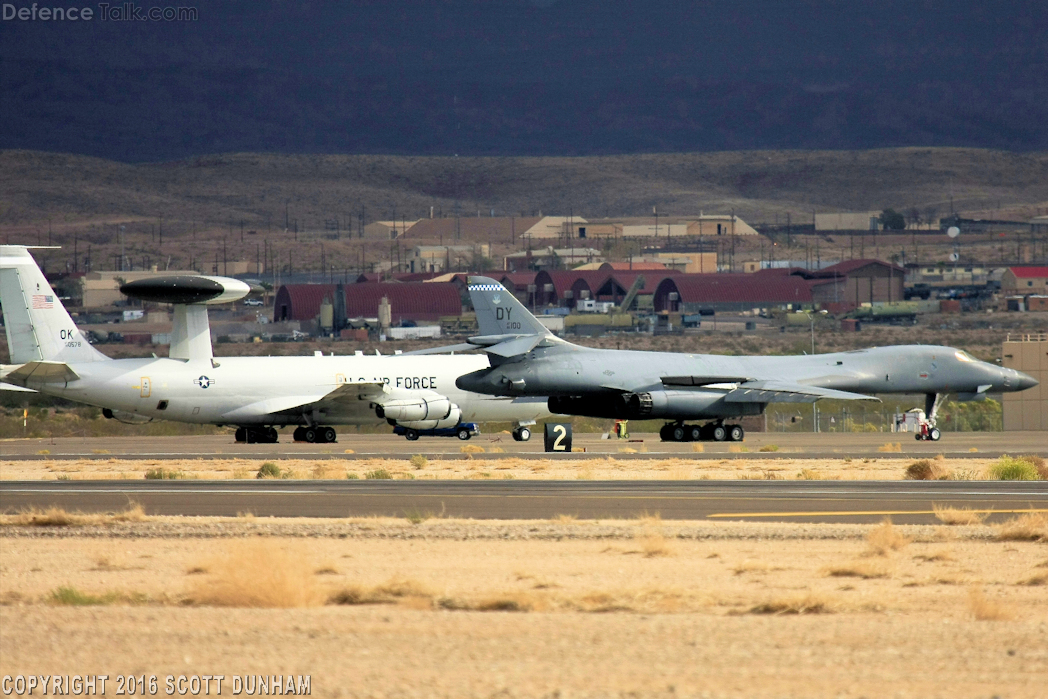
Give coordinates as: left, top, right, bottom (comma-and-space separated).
954, 351, 974, 362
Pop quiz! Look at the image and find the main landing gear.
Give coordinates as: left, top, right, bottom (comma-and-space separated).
659, 421, 744, 442
512, 426, 532, 442
293, 425, 338, 443
235, 426, 279, 443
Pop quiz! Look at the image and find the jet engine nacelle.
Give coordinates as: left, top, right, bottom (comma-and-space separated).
376, 390, 454, 423
396, 405, 463, 431
549, 389, 762, 420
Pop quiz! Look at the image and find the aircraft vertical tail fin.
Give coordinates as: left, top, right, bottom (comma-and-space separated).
466, 276, 551, 338
0, 245, 109, 364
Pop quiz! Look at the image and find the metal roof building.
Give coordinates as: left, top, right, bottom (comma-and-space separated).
274, 282, 462, 323
653, 270, 842, 313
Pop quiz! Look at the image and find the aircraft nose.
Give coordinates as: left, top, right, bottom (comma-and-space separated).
1014, 370, 1039, 392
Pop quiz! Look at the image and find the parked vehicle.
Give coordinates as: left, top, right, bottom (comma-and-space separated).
393, 422, 480, 441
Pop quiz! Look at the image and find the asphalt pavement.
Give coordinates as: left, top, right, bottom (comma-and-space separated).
2, 431, 1046, 460
2, 480, 1045, 524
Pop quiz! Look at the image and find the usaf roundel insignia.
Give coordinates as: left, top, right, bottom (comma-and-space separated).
195, 375, 214, 389
492, 293, 501, 305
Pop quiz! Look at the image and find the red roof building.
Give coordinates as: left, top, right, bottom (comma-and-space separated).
1002, 267, 1048, 295
653, 270, 844, 313
274, 282, 461, 323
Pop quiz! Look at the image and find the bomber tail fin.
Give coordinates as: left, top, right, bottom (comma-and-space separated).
0, 245, 109, 365
466, 276, 551, 338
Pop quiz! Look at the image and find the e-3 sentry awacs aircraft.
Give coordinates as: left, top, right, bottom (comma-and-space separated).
0, 246, 549, 443
453, 276, 1038, 442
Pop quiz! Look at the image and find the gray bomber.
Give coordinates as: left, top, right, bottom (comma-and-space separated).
455, 276, 1038, 442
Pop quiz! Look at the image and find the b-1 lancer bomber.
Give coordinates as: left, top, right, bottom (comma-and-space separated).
454, 276, 1038, 442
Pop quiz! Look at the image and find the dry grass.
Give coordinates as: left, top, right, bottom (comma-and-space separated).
877, 442, 902, 453
825, 560, 893, 579
732, 560, 772, 576
967, 588, 1015, 621
866, 519, 911, 556
329, 578, 434, 607
933, 505, 988, 526
566, 589, 695, 614
1018, 572, 1048, 586
636, 531, 674, 558
1022, 454, 1048, 480
996, 511, 1048, 542
914, 548, 955, 562
690, 443, 704, 453
459, 444, 485, 454
749, 593, 835, 615
1, 504, 147, 527
186, 541, 320, 608
905, 459, 950, 480
91, 555, 134, 572
438, 592, 545, 613
797, 468, 821, 480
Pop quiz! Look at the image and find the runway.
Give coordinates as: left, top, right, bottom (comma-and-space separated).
3, 431, 1046, 460
2, 480, 1045, 524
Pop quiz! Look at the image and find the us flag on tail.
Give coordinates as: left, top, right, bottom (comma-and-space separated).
31, 294, 54, 309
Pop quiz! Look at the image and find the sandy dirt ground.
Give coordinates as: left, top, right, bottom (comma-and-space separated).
2, 515, 1047, 698
0, 454, 1006, 481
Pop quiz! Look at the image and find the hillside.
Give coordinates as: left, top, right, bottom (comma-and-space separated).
2, 147, 1045, 278
3, 148, 1047, 228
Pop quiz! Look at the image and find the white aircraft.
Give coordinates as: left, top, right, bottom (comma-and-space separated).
0, 245, 548, 442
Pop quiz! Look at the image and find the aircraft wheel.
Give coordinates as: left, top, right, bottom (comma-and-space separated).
293, 426, 306, 442
265, 427, 279, 443
929, 428, 941, 441
515, 427, 531, 442
712, 425, 728, 442
457, 427, 472, 440
729, 425, 745, 442
321, 426, 337, 443
659, 424, 673, 441
688, 425, 703, 442
235, 427, 246, 443
671, 425, 686, 442
303, 427, 318, 443
404, 429, 420, 441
